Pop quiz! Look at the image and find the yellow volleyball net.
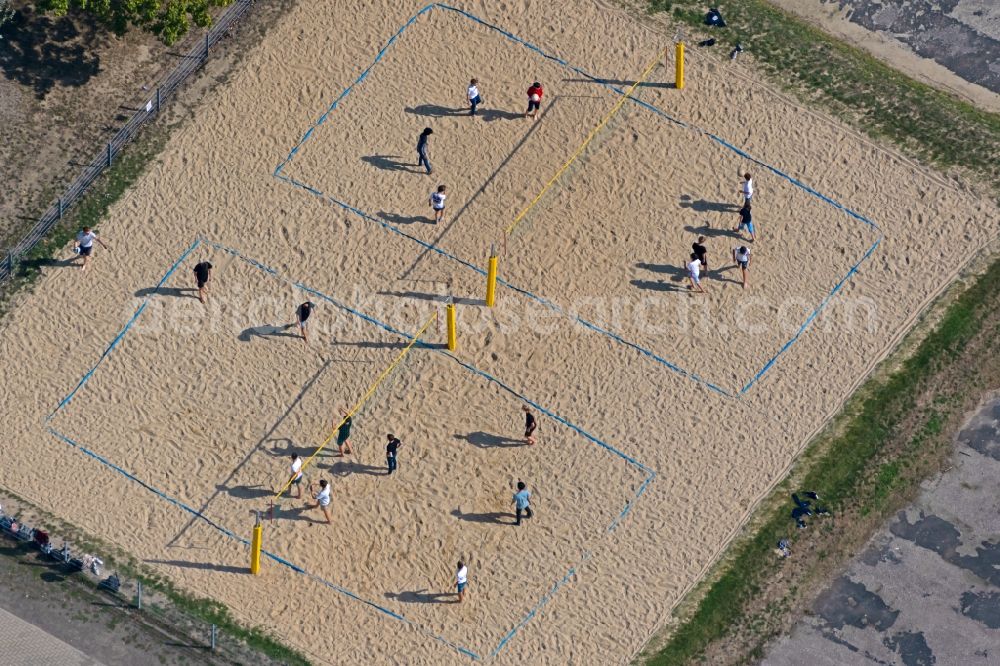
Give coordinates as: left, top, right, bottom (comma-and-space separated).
272, 310, 438, 501
505, 49, 666, 238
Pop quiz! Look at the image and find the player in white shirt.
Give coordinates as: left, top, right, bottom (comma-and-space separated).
687, 253, 706, 293
309, 479, 332, 525
429, 185, 447, 224
732, 246, 752, 289
740, 172, 754, 205
456, 561, 469, 602
288, 454, 304, 498
73, 226, 110, 272
467, 78, 482, 116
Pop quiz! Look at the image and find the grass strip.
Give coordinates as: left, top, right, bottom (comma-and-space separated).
646, 0, 1000, 181
647, 251, 1000, 664
638, 2, 1000, 662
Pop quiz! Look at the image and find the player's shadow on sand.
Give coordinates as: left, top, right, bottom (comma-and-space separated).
362, 155, 421, 172
238, 324, 300, 342
144, 559, 246, 574
679, 194, 741, 213
326, 460, 385, 477
632, 263, 686, 292
378, 211, 436, 225
404, 104, 521, 121
265, 438, 314, 458
218, 484, 272, 500
454, 432, 524, 448
451, 508, 515, 525
384, 589, 455, 604
683, 224, 739, 239
134, 286, 199, 299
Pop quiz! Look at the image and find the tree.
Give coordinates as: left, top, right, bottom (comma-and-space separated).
37, 0, 233, 45
0, 0, 14, 38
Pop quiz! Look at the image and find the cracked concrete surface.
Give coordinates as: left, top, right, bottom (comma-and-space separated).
763, 395, 1000, 665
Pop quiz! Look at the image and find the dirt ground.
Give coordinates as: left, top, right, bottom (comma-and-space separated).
0, 0, 998, 664
0, 1, 226, 251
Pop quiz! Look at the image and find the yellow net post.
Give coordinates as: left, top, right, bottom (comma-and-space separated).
250, 512, 262, 575
271, 310, 438, 502
675, 42, 685, 90
485, 255, 498, 308
446, 302, 457, 351
505, 48, 666, 237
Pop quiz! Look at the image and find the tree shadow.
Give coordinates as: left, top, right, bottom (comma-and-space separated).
217, 484, 272, 500
238, 324, 300, 342
145, 559, 246, 574
683, 224, 739, 239
384, 589, 454, 604
454, 432, 524, 448
134, 286, 198, 299
679, 194, 740, 213
327, 460, 385, 477
404, 104, 466, 118
451, 508, 513, 525
0, 6, 102, 99
377, 211, 436, 225
361, 155, 421, 173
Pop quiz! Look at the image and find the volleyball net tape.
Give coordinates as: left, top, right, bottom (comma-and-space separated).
272, 310, 439, 501
505, 48, 666, 238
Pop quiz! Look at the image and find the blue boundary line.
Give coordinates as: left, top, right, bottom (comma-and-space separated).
272, 2, 884, 395
272, 171, 732, 397
740, 236, 882, 394
48, 238, 202, 420
49, 237, 655, 660
45, 426, 480, 660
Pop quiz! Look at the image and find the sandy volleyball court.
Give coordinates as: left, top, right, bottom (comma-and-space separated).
1, 0, 998, 663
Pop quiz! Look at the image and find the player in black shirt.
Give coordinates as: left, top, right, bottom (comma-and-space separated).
296, 301, 314, 344
692, 236, 708, 270
386, 434, 403, 474
522, 405, 537, 446
193, 261, 212, 304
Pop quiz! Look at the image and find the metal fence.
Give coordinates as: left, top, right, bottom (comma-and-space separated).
1, 0, 256, 283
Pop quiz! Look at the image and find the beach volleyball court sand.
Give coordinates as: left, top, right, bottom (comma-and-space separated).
47, 239, 653, 658
277, 5, 882, 396
1, 0, 997, 663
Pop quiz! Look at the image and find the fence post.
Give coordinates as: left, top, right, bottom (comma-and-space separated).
107, 143, 112, 168
210, 624, 217, 650
135, 581, 142, 610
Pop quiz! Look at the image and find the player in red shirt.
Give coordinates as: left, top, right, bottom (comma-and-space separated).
525, 81, 543, 119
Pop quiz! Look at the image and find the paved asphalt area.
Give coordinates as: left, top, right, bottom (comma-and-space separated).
764, 396, 1000, 665
834, 0, 1000, 94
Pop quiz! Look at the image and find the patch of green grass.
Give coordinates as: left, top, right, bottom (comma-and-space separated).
646, 1, 1000, 182
644, 256, 1000, 664
124, 569, 312, 666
